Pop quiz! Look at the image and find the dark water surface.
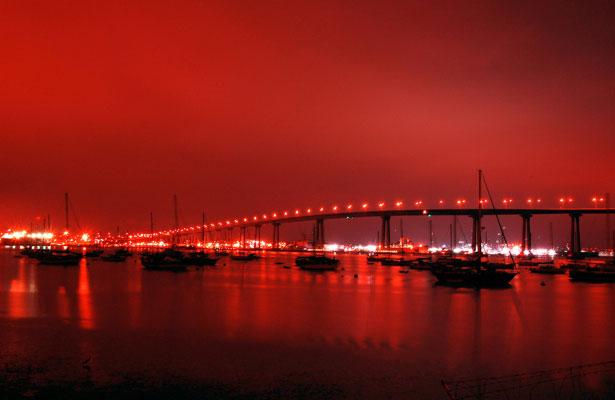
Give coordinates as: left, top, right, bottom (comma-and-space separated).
1, 250, 614, 398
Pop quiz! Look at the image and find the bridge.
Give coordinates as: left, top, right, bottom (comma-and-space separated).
135, 203, 615, 256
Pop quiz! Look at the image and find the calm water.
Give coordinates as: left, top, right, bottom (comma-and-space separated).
1, 250, 614, 398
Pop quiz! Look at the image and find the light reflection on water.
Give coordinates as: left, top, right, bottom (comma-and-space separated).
0, 250, 614, 397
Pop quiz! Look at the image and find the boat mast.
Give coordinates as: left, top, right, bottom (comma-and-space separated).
477, 169, 483, 268
202, 211, 206, 250
173, 194, 179, 246
150, 212, 154, 235
64, 192, 69, 231
400, 219, 404, 256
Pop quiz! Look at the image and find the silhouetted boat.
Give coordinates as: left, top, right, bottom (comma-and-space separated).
84, 249, 104, 258
517, 257, 544, 267
569, 267, 615, 282
101, 250, 129, 262
230, 253, 260, 261
431, 170, 518, 288
295, 255, 339, 271
560, 263, 586, 271
380, 258, 415, 266
366, 253, 390, 262
432, 266, 518, 287
141, 250, 187, 272
182, 252, 218, 266
529, 263, 564, 274
38, 252, 81, 266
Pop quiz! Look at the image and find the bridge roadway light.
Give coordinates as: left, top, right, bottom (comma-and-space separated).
362, 203, 368, 209
592, 196, 605, 208
333, 206, 338, 211
378, 202, 385, 208
395, 201, 403, 207
347, 204, 353, 210
319, 207, 324, 212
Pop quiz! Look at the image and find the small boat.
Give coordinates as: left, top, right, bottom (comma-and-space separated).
230, 253, 260, 261
517, 259, 543, 267
432, 266, 518, 287
560, 263, 586, 271
101, 251, 129, 262
529, 263, 564, 274
141, 251, 187, 272
84, 249, 104, 258
115, 248, 132, 257
38, 252, 81, 266
569, 267, 615, 283
182, 252, 218, 266
482, 262, 516, 270
432, 170, 518, 288
380, 258, 415, 266
295, 255, 339, 271
366, 254, 390, 263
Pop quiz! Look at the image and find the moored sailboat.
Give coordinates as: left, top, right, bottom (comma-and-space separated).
431, 170, 518, 287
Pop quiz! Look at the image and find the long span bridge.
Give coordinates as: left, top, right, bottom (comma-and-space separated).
136, 206, 615, 256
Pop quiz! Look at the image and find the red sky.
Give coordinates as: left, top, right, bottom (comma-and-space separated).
1, 1, 614, 244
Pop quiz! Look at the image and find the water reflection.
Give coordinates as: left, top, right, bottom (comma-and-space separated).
8, 258, 37, 319
0, 251, 614, 397
77, 259, 95, 330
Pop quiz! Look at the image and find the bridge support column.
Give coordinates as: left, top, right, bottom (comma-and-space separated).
452, 216, 457, 249
427, 219, 433, 248
569, 213, 582, 256
240, 226, 247, 249
254, 225, 261, 249
272, 223, 280, 250
471, 215, 479, 254
380, 215, 391, 251
226, 228, 233, 248
314, 218, 325, 250
521, 214, 532, 254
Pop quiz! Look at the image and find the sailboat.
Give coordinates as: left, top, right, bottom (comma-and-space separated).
569, 259, 615, 282
181, 211, 218, 267
295, 222, 339, 271
431, 170, 518, 287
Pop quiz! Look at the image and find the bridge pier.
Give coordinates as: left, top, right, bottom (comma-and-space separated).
569, 213, 582, 256
240, 226, 247, 249
521, 214, 532, 254
452, 216, 457, 249
380, 215, 391, 251
471, 215, 479, 253
313, 219, 325, 249
254, 224, 261, 249
272, 223, 280, 250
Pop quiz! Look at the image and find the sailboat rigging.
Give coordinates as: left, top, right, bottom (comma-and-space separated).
431, 170, 518, 287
